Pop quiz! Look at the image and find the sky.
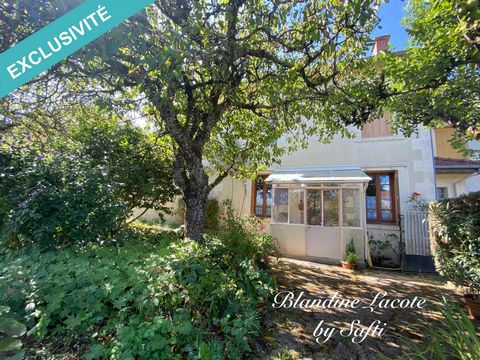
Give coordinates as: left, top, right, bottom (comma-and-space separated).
371, 0, 409, 51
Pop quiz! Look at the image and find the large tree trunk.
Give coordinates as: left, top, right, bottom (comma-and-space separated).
184, 187, 208, 242
172, 150, 210, 243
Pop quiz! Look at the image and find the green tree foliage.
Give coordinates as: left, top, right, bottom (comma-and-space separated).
428, 192, 480, 296
62, 110, 179, 217
0, 142, 128, 248
1, 0, 381, 241
359, 0, 480, 147
0, 110, 178, 247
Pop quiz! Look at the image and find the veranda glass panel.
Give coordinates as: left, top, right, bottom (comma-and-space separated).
323, 189, 339, 226
273, 188, 289, 223
255, 177, 264, 216
266, 185, 272, 216
307, 189, 322, 225
289, 188, 305, 224
342, 189, 360, 227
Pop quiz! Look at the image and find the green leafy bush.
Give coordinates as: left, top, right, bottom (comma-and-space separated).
0, 111, 179, 248
0, 305, 26, 360
0, 145, 128, 248
217, 200, 278, 262
205, 198, 221, 230
0, 226, 275, 359
66, 114, 179, 216
344, 252, 359, 264
428, 192, 480, 296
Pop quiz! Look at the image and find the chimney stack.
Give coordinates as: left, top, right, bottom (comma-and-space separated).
372, 35, 390, 56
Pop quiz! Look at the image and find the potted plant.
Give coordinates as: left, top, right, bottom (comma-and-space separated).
341, 240, 359, 270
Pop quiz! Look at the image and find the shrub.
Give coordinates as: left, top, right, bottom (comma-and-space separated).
428, 192, 480, 297
0, 112, 179, 248
217, 200, 278, 262
0, 305, 26, 359
67, 114, 179, 216
0, 226, 275, 359
205, 198, 221, 230
344, 252, 359, 264
0, 145, 128, 248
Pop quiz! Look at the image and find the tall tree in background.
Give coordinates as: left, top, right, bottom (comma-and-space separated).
368, 0, 479, 147
1, 1, 382, 241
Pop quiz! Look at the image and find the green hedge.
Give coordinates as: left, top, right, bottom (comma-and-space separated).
428, 192, 480, 294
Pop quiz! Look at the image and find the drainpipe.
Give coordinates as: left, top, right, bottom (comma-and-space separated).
429, 128, 438, 200
362, 182, 373, 267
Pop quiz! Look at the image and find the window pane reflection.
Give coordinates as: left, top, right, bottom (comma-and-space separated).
289, 188, 305, 224
273, 188, 288, 223
323, 189, 339, 227
342, 189, 360, 227
307, 190, 322, 225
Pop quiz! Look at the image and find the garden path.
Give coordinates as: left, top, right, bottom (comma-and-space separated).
255, 257, 462, 359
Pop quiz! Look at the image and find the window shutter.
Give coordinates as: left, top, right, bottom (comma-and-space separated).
361, 113, 393, 138
434, 128, 464, 159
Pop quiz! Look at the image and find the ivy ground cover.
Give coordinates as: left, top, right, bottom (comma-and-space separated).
0, 227, 275, 359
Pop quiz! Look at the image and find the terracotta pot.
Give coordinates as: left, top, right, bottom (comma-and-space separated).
340, 261, 356, 270
464, 294, 480, 319
256, 300, 267, 309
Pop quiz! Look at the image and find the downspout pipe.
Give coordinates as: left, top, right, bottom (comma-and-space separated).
430, 128, 438, 200
362, 182, 373, 268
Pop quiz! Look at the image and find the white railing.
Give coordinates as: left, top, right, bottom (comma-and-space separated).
404, 210, 430, 256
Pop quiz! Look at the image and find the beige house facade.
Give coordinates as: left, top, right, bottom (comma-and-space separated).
148, 36, 480, 269
207, 120, 479, 267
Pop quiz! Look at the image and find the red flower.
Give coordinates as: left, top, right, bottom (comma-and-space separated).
412, 192, 421, 197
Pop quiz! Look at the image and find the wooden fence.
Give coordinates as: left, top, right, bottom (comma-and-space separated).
404, 210, 431, 256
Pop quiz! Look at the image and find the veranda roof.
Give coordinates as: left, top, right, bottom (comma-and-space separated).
265, 167, 371, 184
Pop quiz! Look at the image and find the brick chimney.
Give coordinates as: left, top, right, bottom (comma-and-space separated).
372, 35, 390, 56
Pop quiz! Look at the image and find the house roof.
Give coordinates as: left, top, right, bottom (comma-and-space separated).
435, 157, 480, 173
265, 167, 371, 184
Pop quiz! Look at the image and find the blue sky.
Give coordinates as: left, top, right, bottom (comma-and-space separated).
371, 0, 409, 51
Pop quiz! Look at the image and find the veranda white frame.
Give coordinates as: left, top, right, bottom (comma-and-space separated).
271, 183, 365, 230
266, 167, 370, 264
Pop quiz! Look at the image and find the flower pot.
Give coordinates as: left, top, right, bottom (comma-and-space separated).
340, 261, 356, 270
464, 294, 480, 319
256, 300, 267, 309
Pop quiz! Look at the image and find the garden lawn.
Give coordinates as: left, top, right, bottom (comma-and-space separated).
0, 225, 275, 359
